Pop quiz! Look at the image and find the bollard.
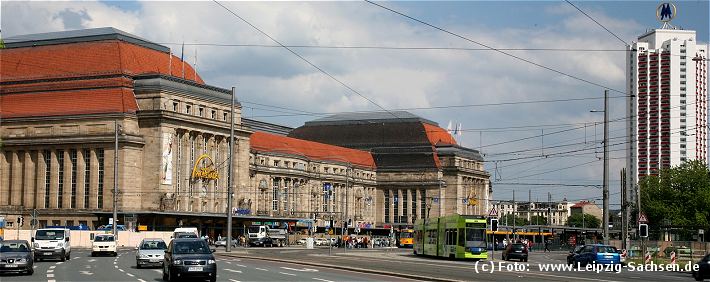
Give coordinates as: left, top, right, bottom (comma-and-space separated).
645, 251, 652, 264
670, 251, 676, 265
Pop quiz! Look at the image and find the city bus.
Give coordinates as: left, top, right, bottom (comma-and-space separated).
413, 214, 487, 260
399, 229, 414, 248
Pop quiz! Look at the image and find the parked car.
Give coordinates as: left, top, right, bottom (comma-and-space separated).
502, 243, 528, 262
693, 254, 710, 281
567, 245, 585, 265
163, 238, 217, 282
249, 237, 274, 247
296, 238, 308, 245
136, 238, 167, 269
314, 238, 329, 246
92, 234, 117, 257
214, 238, 237, 248
0, 240, 34, 275
572, 244, 620, 266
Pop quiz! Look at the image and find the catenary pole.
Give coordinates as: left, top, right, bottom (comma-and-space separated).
603, 90, 610, 244
226, 87, 235, 252
113, 120, 119, 236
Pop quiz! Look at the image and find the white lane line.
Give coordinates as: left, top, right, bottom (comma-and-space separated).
33, 266, 38, 269
114, 265, 119, 268
225, 261, 232, 264
88, 259, 96, 262
138, 279, 147, 282
48, 280, 56, 282
224, 269, 242, 273
113, 261, 117, 264
313, 278, 334, 282
126, 273, 135, 277
119, 269, 125, 272
229, 279, 241, 282
49, 265, 56, 269
255, 267, 268, 271
47, 274, 55, 278
153, 269, 162, 273
279, 272, 297, 276
47, 269, 54, 273
235, 264, 247, 267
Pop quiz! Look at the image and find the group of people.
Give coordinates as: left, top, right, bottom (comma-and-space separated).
337, 235, 369, 248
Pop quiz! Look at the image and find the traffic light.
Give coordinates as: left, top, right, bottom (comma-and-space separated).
490, 218, 498, 232
639, 224, 648, 238
18, 216, 24, 227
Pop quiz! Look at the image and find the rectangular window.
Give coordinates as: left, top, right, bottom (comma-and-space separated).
322, 183, 330, 212
185, 105, 191, 114
44, 150, 51, 208
70, 149, 77, 209
393, 191, 399, 223
84, 149, 90, 208
223, 112, 228, 121
176, 135, 182, 195
57, 150, 64, 209
198, 107, 204, 117
272, 179, 280, 211
283, 182, 289, 212
190, 136, 195, 196
211, 110, 216, 119
420, 189, 426, 219
97, 149, 105, 209
384, 190, 390, 223
173, 102, 178, 111
412, 190, 417, 220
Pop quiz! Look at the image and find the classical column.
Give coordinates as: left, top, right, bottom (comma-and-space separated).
23, 151, 36, 208
10, 151, 23, 206
49, 150, 59, 209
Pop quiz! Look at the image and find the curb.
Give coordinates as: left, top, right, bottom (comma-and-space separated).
218, 253, 460, 282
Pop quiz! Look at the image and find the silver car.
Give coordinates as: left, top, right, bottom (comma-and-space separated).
135, 238, 167, 268
0, 240, 34, 275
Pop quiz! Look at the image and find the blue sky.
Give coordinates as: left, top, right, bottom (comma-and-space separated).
3, 1, 709, 206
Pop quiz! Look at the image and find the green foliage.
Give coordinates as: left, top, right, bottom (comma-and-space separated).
566, 213, 600, 228
529, 215, 548, 225
500, 214, 528, 226
640, 160, 710, 230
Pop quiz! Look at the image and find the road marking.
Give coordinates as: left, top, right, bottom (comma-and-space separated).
224, 269, 242, 273
525, 272, 620, 282
126, 273, 135, 277
114, 261, 117, 264
47, 269, 54, 273
48, 280, 56, 282
153, 269, 162, 273
88, 259, 96, 262
279, 272, 297, 276
114, 265, 118, 268
80, 271, 93, 275
49, 265, 56, 269
138, 279, 147, 282
225, 261, 232, 264
228, 279, 241, 282
235, 264, 247, 267
33, 266, 37, 269
281, 266, 318, 272
119, 269, 125, 272
47, 274, 55, 278
255, 267, 268, 271
313, 278, 333, 282
55, 262, 63, 265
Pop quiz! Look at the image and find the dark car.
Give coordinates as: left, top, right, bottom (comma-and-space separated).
693, 254, 710, 281
163, 239, 216, 282
249, 237, 274, 247
567, 245, 584, 265
502, 243, 528, 262
573, 244, 620, 266
0, 240, 34, 275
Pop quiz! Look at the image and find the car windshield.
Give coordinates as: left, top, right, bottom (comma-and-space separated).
400, 232, 413, 238
597, 246, 618, 253
512, 244, 526, 250
0, 242, 30, 252
248, 227, 260, 233
95, 235, 115, 242
141, 241, 167, 250
177, 233, 197, 238
35, 230, 65, 240
173, 241, 211, 254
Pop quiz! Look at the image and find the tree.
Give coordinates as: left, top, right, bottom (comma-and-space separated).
530, 215, 548, 225
640, 160, 710, 238
566, 213, 600, 228
500, 214, 528, 226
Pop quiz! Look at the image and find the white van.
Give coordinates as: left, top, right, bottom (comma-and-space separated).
172, 227, 199, 239
91, 234, 117, 257
33, 228, 71, 261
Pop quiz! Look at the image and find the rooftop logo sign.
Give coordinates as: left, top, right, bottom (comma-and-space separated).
656, 2, 676, 23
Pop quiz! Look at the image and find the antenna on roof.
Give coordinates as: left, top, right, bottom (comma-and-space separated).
181, 41, 185, 79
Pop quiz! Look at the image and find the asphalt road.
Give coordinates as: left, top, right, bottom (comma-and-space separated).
0, 248, 416, 282
218, 246, 705, 282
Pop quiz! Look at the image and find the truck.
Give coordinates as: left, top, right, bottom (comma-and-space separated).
247, 225, 287, 247
172, 227, 199, 239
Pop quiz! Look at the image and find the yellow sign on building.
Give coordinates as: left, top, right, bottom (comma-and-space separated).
191, 154, 219, 180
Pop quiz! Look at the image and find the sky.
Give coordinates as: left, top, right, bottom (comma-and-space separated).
2, 1, 709, 208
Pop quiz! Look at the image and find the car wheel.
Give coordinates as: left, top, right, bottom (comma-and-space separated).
113, 252, 117, 257
67, 252, 71, 260
693, 271, 702, 281
136, 261, 141, 269
34, 256, 38, 262
209, 271, 217, 282
168, 268, 177, 282
60, 250, 66, 262
524, 258, 528, 262
91, 252, 96, 257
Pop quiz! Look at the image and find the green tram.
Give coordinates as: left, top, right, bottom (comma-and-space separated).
413, 214, 488, 260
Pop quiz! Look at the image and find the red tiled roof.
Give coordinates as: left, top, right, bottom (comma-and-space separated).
0, 88, 138, 118
422, 123, 457, 146
0, 40, 204, 84
571, 201, 593, 208
250, 132, 376, 169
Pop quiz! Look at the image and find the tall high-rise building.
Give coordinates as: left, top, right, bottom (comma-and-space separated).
626, 27, 708, 196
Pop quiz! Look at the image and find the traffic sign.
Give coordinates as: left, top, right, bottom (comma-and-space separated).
638, 212, 648, 223
488, 207, 498, 218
